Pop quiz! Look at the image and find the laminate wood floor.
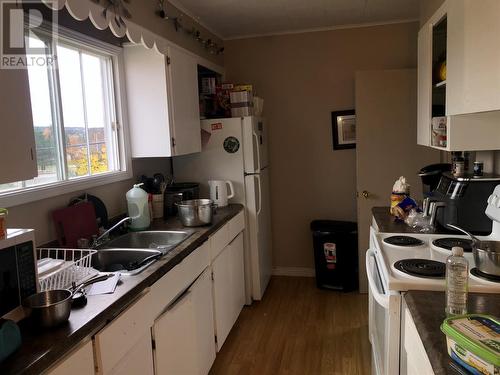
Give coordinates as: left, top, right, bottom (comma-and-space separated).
210, 276, 371, 375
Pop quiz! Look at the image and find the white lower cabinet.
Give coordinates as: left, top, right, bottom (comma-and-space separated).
106, 333, 154, 375
404, 306, 434, 375
47, 341, 95, 375
72, 214, 246, 375
94, 292, 154, 375
152, 267, 216, 375
212, 232, 246, 350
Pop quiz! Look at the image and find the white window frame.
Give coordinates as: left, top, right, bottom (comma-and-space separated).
0, 23, 132, 208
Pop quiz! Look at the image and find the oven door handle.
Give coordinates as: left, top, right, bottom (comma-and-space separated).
366, 248, 390, 309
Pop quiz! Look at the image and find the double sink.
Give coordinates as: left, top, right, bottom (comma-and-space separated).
92, 230, 194, 275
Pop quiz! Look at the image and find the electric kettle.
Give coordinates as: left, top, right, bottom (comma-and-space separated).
208, 180, 235, 207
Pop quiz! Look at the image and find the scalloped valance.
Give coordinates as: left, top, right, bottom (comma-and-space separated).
41, 0, 172, 54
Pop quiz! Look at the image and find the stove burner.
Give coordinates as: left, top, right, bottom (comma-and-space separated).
394, 259, 446, 279
470, 268, 500, 283
432, 238, 473, 252
383, 236, 424, 247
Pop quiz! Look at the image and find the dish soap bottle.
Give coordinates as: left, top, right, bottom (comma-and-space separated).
126, 183, 150, 231
445, 246, 469, 316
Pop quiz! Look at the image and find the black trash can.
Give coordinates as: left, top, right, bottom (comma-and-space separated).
310, 220, 358, 291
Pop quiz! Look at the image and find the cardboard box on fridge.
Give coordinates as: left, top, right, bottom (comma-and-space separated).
230, 90, 254, 117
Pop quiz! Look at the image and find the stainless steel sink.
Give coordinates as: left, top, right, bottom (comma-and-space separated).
92, 248, 162, 276
102, 231, 193, 252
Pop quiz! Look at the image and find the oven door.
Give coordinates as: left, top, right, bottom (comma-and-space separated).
366, 248, 401, 375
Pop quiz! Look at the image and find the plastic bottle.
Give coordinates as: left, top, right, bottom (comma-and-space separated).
126, 183, 150, 231
445, 246, 469, 316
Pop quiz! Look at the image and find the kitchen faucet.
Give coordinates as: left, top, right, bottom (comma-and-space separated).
91, 216, 132, 248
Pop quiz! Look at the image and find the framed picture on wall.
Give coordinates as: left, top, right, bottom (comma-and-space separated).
331, 110, 356, 150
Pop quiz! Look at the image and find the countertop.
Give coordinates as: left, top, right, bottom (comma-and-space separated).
404, 291, 500, 375
372, 206, 454, 235
0, 204, 244, 375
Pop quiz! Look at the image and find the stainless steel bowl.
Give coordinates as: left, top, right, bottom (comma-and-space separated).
473, 242, 500, 276
22, 289, 73, 328
176, 199, 215, 227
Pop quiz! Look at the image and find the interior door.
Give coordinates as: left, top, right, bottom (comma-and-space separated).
355, 69, 440, 292
167, 46, 201, 156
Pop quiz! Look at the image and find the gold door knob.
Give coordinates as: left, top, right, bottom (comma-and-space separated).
361, 190, 370, 199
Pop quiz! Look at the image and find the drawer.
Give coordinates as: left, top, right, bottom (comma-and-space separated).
210, 223, 229, 260
47, 340, 94, 375
149, 240, 210, 318
94, 291, 153, 374
228, 211, 245, 242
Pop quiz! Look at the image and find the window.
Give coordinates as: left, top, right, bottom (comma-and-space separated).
0, 26, 127, 196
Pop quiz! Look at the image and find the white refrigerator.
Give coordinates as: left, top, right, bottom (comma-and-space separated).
173, 116, 272, 301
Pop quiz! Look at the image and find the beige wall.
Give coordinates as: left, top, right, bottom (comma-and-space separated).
6, 158, 171, 246
225, 22, 419, 270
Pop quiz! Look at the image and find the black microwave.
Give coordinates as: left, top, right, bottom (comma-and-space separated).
0, 229, 38, 321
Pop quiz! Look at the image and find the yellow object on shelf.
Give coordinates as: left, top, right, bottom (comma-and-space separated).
439, 61, 447, 82
0, 208, 8, 240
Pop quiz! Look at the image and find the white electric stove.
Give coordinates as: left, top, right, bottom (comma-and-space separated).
367, 186, 500, 375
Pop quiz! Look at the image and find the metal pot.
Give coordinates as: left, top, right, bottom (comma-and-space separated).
447, 224, 500, 276
22, 274, 112, 328
472, 242, 500, 276
176, 199, 215, 227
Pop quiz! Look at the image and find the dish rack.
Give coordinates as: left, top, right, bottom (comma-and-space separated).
37, 248, 98, 291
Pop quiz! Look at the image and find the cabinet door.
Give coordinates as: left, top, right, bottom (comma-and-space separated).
94, 292, 154, 374
447, 0, 500, 115
167, 47, 201, 156
108, 333, 154, 375
212, 244, 234, 350
230, 233, 246, 317
417, 23, 432, 147
48, 341, 94, 375
123, 45, 173, 158
153, 268, 216, 375
212, 233, 246, 351
0, 67, 37, 184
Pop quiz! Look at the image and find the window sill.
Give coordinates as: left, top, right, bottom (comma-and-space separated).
0, 170, 133, 208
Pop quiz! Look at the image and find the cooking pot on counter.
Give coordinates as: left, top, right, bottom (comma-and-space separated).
176, 199, 215, 227
447, 224, 500, 277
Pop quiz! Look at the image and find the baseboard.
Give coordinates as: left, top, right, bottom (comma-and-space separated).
272, 267, 316, 277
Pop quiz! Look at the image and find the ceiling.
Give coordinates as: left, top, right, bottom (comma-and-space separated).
170, 0, 420, 39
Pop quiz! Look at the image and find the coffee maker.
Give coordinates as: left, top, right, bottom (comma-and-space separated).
430, 172, 500, 234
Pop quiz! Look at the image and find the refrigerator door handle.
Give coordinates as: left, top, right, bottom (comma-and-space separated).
252, 131, 261, 173
256, 174, 262, 215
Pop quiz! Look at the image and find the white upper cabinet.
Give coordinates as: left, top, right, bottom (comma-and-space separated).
0, 67, 37, 184
123, 44, 201, 157
447, 0, 500, 116
167, 47, 202, 156
417, 0, 500, 151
